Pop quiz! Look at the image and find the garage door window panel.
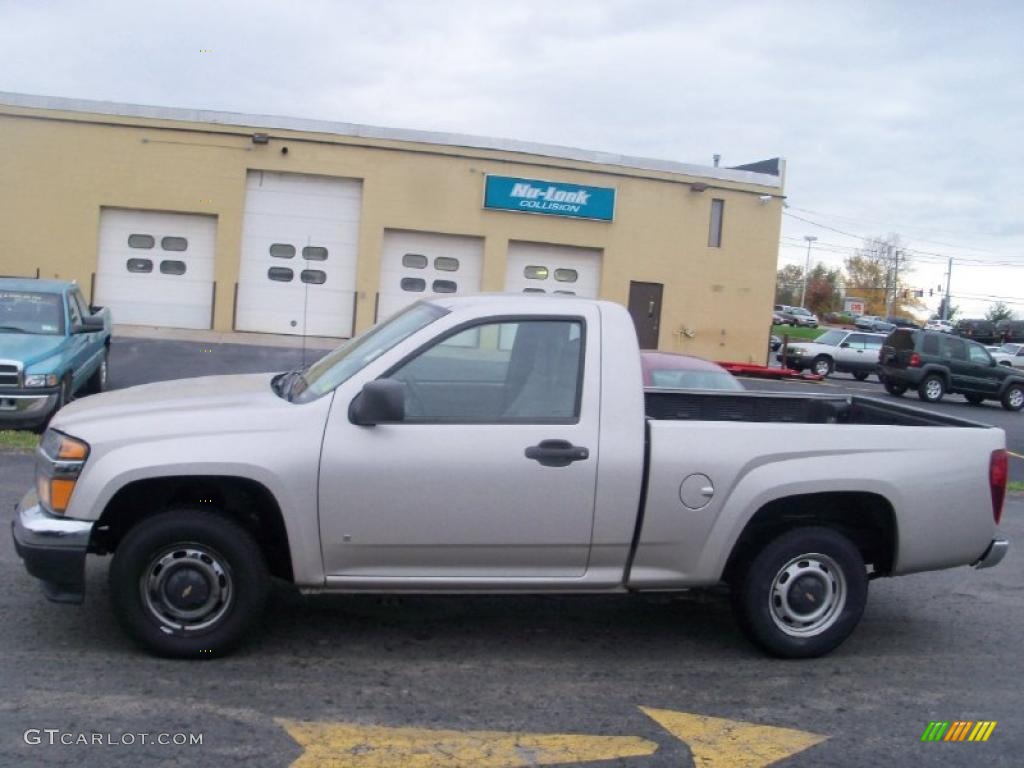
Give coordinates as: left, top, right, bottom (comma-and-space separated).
402, 254, 428, 269
524, 266, 549, 280
303, 246, 328, 261
434, 257, 460, 272
270, 244, 296, 259
554, 269, 578, 283
401, 278, 426, 292
432, 280, 457, 294
128, 234, 155, 249
390, 319, 584, 423
161, 236, 188, 252
160, 260, 187, 275
268, 267, 294, 282
301, 269, 327, 285
126, 258, 153, 273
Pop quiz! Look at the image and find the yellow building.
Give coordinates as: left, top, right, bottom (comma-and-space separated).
0, 92, 784, 360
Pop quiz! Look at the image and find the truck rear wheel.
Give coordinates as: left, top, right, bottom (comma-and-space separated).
731, 527, 868, 658
109, 509, 269, 658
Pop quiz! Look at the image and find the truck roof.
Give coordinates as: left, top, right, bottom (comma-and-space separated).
0, 277, 72, 294
426, 293, 620, 313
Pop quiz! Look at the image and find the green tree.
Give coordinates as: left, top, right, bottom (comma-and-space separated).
985, 302, 1015, 322
775, 264, 803, 307
804, 263, 843, 316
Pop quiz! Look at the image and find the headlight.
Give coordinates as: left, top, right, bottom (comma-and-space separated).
36, 430, 89, 515
790, 348, 805, 355
24, 373, 59, 388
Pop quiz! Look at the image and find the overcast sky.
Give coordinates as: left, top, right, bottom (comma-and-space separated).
2, 0, 1021, 319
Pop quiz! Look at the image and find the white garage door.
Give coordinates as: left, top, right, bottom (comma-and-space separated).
237, 171, 362, 337
504, 241, 602, 298
95, 209, 216, 329
378, 230, 484, 320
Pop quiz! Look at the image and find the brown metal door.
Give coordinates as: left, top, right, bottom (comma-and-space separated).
628, 281, 663, 349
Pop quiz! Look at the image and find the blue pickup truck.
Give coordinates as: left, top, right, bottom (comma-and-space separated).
0, 278, 112, 430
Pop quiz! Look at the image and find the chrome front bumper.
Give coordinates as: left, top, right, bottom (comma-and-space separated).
11, 490, 94, 603
973, 537, 1009, 570
0, 391, 59, 426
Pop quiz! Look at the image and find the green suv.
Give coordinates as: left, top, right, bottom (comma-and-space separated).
879, 328, 1024, 411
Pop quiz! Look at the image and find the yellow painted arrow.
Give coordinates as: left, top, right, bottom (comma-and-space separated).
280, 707, 828, 768
641, 707, 828, 768
278, 719, 658, 768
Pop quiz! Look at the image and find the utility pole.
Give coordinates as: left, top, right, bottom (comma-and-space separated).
885, 247, 901, 317
942, 257, 953, 320
799, 235, 817, 308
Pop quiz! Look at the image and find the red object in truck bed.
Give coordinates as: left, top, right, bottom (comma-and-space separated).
715, 362, 824, 381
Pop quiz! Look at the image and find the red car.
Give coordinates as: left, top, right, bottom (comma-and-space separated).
640, 351, 745, 391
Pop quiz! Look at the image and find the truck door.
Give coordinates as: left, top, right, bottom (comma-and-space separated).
318, 310, 601, 580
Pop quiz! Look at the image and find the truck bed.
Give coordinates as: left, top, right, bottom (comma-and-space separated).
643, 389, 990, 428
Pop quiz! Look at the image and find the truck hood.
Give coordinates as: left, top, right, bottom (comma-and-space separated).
0, 334, 65, 368
52, 373, 286, 434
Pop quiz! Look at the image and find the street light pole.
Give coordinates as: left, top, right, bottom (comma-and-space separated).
799, 235, 817, 308
942, 257, 953, 321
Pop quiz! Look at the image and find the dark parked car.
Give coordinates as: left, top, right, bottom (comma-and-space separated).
886, 316, 920, 329
996, 319, 1024, 344
954, 319, 998, 345
878, 328, 1024, 410
640, 351, 745, 391
769, 334, 781, 352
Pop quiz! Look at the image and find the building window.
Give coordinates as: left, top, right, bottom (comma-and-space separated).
434, 256, 460, 272
708, 199, 724, 248
401, 277, 426, 292
302, 246, 328, 261
553, 268, 578, 283
161, 236, 188, 252
524, 266, 549, 280
523, 287, 546, 293
268, 267, 294, 282
300, 269, 326, 285
432, 279, 457, 294
159, 260, 187, 275
554, 290, 576, 295
270, 243, 296, 259
127, 234, 155, 249
402, 253, 428, 269
126, 258, 153, 273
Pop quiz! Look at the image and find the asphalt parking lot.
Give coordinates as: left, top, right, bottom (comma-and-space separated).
1, 336, 1020, 767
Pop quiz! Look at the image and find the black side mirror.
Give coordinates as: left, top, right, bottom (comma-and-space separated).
72, 315, 104, 334
349, 379, 406, 426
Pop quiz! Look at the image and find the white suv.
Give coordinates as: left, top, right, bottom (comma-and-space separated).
777, 329, 888, 378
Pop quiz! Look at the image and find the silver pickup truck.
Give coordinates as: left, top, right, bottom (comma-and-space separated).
13, 295, 1010, 659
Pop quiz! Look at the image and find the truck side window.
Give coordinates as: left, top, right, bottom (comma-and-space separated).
390, 319, 584, 423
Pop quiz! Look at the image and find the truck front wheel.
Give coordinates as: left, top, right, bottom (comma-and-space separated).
109, 509, 269, 658
731, 527, 868, 658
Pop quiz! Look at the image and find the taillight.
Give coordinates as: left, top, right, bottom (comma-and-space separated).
990, 449, 1008, 525
909, 352, 922, 367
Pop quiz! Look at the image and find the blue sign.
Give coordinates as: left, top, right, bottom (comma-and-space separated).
484, 175, 615, 221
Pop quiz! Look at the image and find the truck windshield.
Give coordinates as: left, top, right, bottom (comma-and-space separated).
0, 291, 64, 335
290, 302, 447, 401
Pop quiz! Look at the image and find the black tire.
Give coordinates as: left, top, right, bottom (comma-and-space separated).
109, 509, 269, 658
965, 393, 985, 405
811, 356, 833, 377
852, 371, 869, 381
85, 347, 109, 394
884, 381, 907, 397
731, 527, 868, 658
1001, 383, 1024, 412
917, 374, 945, 403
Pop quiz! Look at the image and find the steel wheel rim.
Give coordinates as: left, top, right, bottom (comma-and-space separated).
769, 553, 847, 637
140, 543, 233, 632
1009, 389, 1023, 408
925, 380, 942, 399
814, 360, 830, 376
